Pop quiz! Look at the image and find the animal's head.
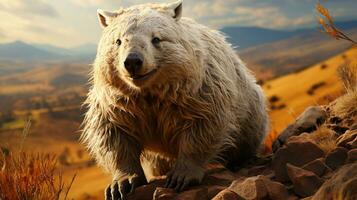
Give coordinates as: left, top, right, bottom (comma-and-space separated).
95, 0, 203, 95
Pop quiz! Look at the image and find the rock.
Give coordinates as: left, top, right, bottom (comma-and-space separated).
208, 186, 227, 199
130, 179, 166, 200
153, 187, 208, 200
229, 176, 269, 200
301, 197, 313, 200
302, 158, 330, 177
272, 137, 325, 182
347, 136, 357, 149
286, 164, 324, 198
347, 149, 357, 163
325, 147, 348, 170
228, 175, 290, 200
153, 188, 176, 200
260, 176, 290, 200
212, 189, 243, 200
273, 106, 327, 152
336, 130, 357, 149
312, 163, 357, 200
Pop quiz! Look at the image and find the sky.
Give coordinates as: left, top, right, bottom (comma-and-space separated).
0, 0, 356, 48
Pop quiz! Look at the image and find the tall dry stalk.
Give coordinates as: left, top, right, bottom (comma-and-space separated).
316, 2, 357, 44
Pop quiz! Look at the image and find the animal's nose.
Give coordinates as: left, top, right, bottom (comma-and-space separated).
124, 52, 143, 75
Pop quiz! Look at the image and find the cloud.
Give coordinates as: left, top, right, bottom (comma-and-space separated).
0, 0, 58, 18
184, 1, 314, 29
71, 0, 105, 7
0, 0, 356, 48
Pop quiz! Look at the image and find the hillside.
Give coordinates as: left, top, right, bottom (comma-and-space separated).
264, 46, 357, 144
240, 28, 357, 80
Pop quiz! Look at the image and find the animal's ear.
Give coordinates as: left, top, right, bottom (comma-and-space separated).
166, 0, 182, 21
97, 9, 119, 28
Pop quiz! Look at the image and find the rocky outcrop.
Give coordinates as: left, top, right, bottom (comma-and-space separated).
126, 102, 357, 200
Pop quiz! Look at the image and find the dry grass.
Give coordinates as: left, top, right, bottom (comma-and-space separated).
309, 125, 337, 153
333, 64, 357, 118
337, 64, 357, 93
0, 151, 76, 200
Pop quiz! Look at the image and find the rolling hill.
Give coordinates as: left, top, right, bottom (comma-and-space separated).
264, 46, 357, 147
240, 28, 357, 80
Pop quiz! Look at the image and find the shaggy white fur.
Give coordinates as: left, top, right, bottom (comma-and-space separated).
81, 0, 269, 198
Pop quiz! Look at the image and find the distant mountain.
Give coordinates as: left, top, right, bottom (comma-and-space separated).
0, 41, 97, 63
0, 20, 356, 65
221, 27, 294, 49
32, 43, 72, 55
0, 41, 61, 61
221, 20, 357, 49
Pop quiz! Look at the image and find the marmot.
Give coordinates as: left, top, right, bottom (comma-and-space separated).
81, 1, 269, 199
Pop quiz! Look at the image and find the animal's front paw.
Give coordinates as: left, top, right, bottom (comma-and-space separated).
164, 161, 205, 192
105, 175, 147, 200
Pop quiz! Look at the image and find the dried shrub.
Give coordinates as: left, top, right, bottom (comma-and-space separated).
316, 2, 357, 44
333, 64, 357, 118
271, 104, 286, 110
338, 64, 357, 93
0, 151, 75, 200
320, 63, 328, 70
307, 81, 326, 95
309, 125, 337, 153
268, 95, 280, 103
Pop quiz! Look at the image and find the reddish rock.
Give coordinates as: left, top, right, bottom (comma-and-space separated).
347, 149, 357, 163
347, 136, 357, 149
229, 176, 269, 200
325, 147, 348, 170
272, 138, 325, 182
260, 176, 290, 200
302, 158, 330, 177
312, 163, 357, 200
207, 186, 227, 199
228, 175, 290, 200
336, 130, 357, 149
272, 106, 327, 152
153, 187, 208, 200
177, 187, 208, 200
286, 164, 324, 198
130, 180, 166, 200
153, 187, 176, 200
212, 189, 243, 200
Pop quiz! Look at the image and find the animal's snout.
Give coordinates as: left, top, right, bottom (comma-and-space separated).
124, 52, 143, 75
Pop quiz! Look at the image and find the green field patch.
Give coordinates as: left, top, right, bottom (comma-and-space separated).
0, 118, 27, 130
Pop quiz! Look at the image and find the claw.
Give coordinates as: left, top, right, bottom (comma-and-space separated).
174, 176, 184, 192
168, 173, 178, 189
129, 176, 147, 194
111, 182, 120, 200
119, 179, 130, 200
104, 175, 147, 200
105, 185, 112, 200
164, 162, 205, 192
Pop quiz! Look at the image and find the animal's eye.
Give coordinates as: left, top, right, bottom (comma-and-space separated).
116, 39, 122, 46
152, 37, 161, 46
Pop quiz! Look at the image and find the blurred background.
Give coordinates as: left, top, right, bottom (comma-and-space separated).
1, 0, 357, 199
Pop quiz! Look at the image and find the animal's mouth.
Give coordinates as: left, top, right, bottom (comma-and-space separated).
129, 69, 157, 81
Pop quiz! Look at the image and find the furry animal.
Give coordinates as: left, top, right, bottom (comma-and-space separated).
81, 1, 269, 199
